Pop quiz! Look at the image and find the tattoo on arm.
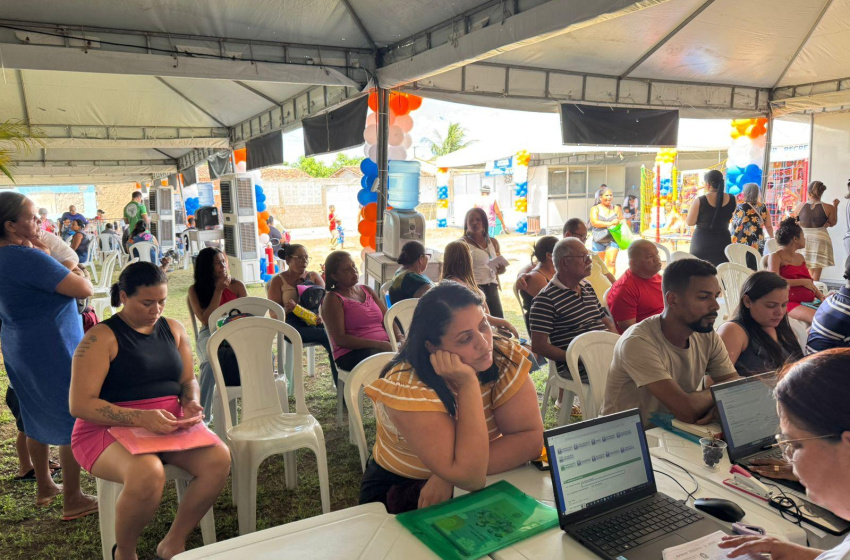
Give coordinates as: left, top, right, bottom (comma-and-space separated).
94, 404, 141, 425
180, 381, 193, 399
73, 334, 98, 359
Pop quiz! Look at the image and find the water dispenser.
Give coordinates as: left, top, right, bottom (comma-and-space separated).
383, 209, 426, 259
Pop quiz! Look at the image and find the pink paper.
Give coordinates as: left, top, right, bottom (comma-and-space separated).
108, 422, 220, 455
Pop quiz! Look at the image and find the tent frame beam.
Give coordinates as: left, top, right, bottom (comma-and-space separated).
233, 81, 281, 105
11, 159, 175, 167
156, 77, 228, 128
407, 62, 769, 114
771, 0, 834, 89
338, 0, 378, 51
620, 0, 716, 79
30, 124, 228, 140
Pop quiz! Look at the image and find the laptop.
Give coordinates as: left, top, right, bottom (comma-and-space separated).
710, 373, 787, 471
545, 409, 725, 560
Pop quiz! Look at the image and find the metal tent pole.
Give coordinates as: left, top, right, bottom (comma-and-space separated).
376, 88, 390, 252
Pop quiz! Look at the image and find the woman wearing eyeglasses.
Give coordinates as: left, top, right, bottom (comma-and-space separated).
720, 348, 850, 560
388, 240, 433, 305
267, 243, 339, 384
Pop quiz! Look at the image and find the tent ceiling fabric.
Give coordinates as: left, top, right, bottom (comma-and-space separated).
3, 0, 850, 187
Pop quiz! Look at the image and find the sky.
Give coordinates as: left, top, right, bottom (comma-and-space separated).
282, 98, 811, 165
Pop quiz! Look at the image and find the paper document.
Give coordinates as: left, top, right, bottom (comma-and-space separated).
487, 255, 509, 272
662, 531, 760, 560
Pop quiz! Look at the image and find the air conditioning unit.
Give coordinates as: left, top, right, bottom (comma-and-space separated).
219, 173, 262, 284
149, 186, 175, 251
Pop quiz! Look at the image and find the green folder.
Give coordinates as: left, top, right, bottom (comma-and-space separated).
396, 480, 559, 560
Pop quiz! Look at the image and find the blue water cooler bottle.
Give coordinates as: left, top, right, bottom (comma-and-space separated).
384, 161, 426, 258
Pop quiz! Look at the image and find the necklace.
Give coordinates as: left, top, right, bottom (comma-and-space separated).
465, 234, 488, 251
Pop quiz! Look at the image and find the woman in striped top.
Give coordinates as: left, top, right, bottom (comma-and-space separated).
361, 281, 543, 513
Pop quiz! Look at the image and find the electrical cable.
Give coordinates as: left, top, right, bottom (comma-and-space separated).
653, 469, 699, 503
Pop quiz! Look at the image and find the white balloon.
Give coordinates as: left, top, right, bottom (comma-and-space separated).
363, 142, 374, 157
388, 126, 405, 146
259, 233, 270, 245
750, 134, 767, 150
235, 161, 247, 173
388, 146, 407, 160
363, 124, 378, 145
368, 144, 378, 161
395, 114, 414, 133
366, 111, 379, 127
402, 133, 413, 150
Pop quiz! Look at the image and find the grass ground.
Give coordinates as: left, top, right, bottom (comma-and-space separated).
0, 227, 568, 559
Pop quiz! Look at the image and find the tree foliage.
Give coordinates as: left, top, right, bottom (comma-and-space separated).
290, 153, 364, 178
0, 120, 42, 182
423, 122, 476, 159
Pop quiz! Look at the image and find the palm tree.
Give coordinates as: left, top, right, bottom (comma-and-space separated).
424, 122, 475, 158
0, 120, 41, 182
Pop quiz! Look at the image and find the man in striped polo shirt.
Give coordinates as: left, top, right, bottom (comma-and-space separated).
529, 238, 617, 390
807, 255, 850, 353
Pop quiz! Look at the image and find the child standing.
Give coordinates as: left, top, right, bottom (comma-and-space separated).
327, 205, 336, 242
335, 218, 345, 249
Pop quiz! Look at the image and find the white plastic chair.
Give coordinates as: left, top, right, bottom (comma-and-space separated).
725, 244, 762, 271
92, 252, 119, 298
541, 361, 580, 426
814, 281, 828, 296
208, 317, 330, 535
564, 331, 619, 421
129, 241, 157, 263
96, 464, 216, 560
379, 280, 392, 307
262, 279, 319, 383
764, 238, 779, 254
187, 297, 200, 341
207, 298, 289, 445
601, 288, 611, 311
652, 242, 671, 264
717, 262, 754, 313
80, 241, 99, 283
670, 250, 696, 262
344, 352, 395, 472
383, 298, 418, 351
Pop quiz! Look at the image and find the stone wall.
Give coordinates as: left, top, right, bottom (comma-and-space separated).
95, 183, 137, 221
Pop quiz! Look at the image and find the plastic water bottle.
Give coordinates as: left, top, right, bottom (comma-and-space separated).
387, 161, 421, 210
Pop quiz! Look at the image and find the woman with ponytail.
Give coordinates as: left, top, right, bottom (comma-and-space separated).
687, 169, 737, 265
0, 192, 97, 516
70, 262, 230, 560
388, 240, 434, 305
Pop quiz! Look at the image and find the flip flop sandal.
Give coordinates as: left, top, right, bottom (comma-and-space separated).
12, 469, 37, 482
61, 500, 99, 521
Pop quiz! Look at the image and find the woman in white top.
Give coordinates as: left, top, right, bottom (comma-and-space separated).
720, 349, 850, 560
460, 207, 506, 318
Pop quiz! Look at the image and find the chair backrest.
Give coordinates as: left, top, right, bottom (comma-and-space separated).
652, 242, 671, 263
601, 288, 610, 310
512, 281, 523, 309
724, 244, 762, 270
187, 297, 199, 341
345, 352, 395, 471
764, 238, 779, 254
207, 297, 285, 332
208, 318, 307, 432
717, 262, 753, 312
380, 281, 392, 307
670, 250, 696, 262
129, 241, 157, 263
85, 237, 97, 263
384, 298, 418, 351
97, 233, 120, 253
94, 252, 119, 290
119, 257, 140, 273
564, 331, 619, 420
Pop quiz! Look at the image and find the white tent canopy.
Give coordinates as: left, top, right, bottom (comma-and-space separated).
1, 0, 847, 186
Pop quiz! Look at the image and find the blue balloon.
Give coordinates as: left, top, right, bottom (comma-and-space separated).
257, 201, 267, 212
360, 158, 378, 177
357, 188, 378, 206
437, 219, 447, 228
361, 175, 375, 190
744, 164, 761, 176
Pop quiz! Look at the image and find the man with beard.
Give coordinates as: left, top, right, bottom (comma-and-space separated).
600, 258, 739, 426
606, 239, 664, 333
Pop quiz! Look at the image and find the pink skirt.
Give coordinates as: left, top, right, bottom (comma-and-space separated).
71, 396, 182, 473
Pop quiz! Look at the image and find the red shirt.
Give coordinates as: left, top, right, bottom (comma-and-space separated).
606, 269, 663, 333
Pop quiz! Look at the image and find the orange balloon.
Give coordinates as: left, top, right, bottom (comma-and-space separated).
258, 210, 270, 221
363, 202, 378, 222
358, 219, 377, 237
234, 148, 247, 165
407, 95, 423, 111
360, 235, 376, 249
368, 91, 379, 112
389, 93, 409, 116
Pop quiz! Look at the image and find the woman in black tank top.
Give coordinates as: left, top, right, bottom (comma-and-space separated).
69, 263, 230, 560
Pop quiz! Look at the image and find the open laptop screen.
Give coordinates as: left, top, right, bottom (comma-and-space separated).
546, 410, 655, 524
711, 374, 778, 462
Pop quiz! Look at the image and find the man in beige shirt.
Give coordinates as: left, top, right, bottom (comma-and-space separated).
600, 258, 739, 426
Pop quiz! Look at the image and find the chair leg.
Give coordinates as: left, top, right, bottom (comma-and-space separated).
541, 379, 552, 422
96, 478, 119, 560
283, 451, 297, 490
211, 394, 226, 444
312, 433, 331, 514
284, 341, 295, 398
336, 379, 345, 424
235, 459, 259, 535
556, 390, 576, 426
307, 346, 316, 378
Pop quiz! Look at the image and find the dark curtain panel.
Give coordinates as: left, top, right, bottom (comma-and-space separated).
560, 104, 679, 147
303, 96, 369, 157
247, 132, 284, 171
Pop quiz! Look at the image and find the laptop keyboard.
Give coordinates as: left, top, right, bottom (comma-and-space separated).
743, 448, 784, 464
576, 495, 703, 557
